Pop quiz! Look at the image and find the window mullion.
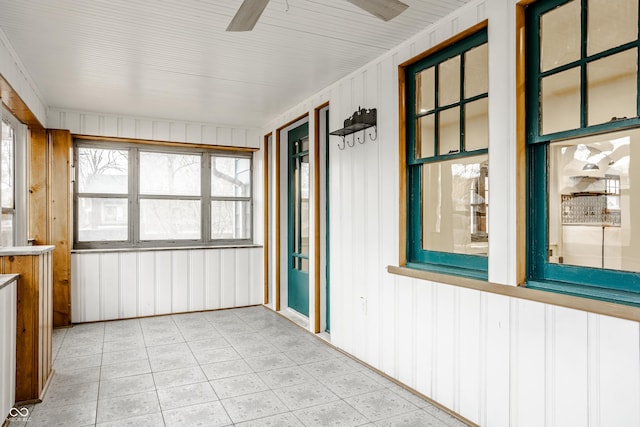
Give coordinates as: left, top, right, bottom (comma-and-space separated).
580, 0, 588, 128
202, 154, 211, 243
131, 147, 139, 245
460, 51, 466, 153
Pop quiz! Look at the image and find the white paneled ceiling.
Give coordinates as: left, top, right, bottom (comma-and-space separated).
0, 0, 470, 127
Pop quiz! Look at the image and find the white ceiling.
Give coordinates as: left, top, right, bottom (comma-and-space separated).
0, 0, 470, 128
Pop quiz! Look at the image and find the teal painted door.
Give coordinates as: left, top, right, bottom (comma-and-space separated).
324, 108, 330, 332
288, 122, 309, 316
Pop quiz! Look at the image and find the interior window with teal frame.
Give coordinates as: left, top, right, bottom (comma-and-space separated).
405, 28, 489, 280
526, 0, 640, 306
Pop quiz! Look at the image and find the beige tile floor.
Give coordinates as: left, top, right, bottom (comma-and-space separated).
8, 306, 469, 427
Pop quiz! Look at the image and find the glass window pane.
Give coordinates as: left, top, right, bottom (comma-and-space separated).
77, 197, 128, 241
417, 66, 435, 113
587, 49, 638, 126
438, 107, 460, 155
422, 155, 489, 255
548, 128, 640, 272
140, 152, 200, 196
541, 0, 581, 72
417, 114, 435, 158
1, 127, 14, 209
140, 199, 201, 240
588, 0, 638, 56
300, 155, 309, 257
1, 213, 13, 247
464, 43, 488, 98
438, 56, 461, 106
211, 200, 251, 240
541, 67, 581, 134
465, 98, 489, 151
211, 156, 251, 197
77, 148, 129, 194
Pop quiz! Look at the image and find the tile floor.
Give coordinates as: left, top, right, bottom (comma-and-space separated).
8, 306, 469, 427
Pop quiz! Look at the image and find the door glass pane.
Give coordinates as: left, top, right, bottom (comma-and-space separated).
422, 154, 489, 255
541, 0, 581, 72
439, 107, 460, 155
438, 56, 461, 106
77, 148, 128, 194
587, 49, 638, 126
417, 66, 435, 113
77, 197, 128, 241
140, 152, 201, 196
465, 98, 489, 151
211, 156, 251, 197
293, 160, 299, 253
465, 43, 488, 98
417, 114, 435, 158
140, 199, 200, 240
548, 128, 639, 272
211, 200, 251, 239
300, 155, 310, 257
588, 0, 638, 56
301, 258, 309, 272
541, 67, 581, 134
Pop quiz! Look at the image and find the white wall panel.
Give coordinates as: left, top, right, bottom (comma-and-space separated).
155, 251, 173, 315
71, 247, 262, 323
47, 108, 261, 149
260, 1, 640, 426
0, 28, 47, 126
188, 250, 205, 311
0, 279, 16, 422
138, 252, 156, 317
119, 252, 138, 318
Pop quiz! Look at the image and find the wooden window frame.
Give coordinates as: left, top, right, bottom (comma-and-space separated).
401, 26, 489, 280
525, 0, 640, 306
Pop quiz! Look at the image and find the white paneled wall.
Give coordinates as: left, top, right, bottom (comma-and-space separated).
71, 247, 262, 323
47, 108, 260, 148
263, 0, 640, 425
0, 28, 47, 126
0, 278, 16, 422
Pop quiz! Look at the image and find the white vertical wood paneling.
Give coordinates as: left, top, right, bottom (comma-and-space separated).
0, 279, 16, 421
100, 253, 120, 320
597, 315, 640, 426
138, 252, 155, 316
205, 250, 222, 310
513, 299, 546, 427
171, 251, 189, 313
46, 108, 261, 149
155, 251, 173, 315
72, 247, 262, 323
553, 307, 588, 427
119, 252, 138, 318
258, 2, 640, 426
0, 28, 47, 126
188, 250, 205, 311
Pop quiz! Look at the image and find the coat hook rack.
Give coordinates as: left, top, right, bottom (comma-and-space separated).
330, 107, 377, 150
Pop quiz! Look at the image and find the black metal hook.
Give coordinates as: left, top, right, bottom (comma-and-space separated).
368, 126, 377, 141
337, 136, 346, 150
347, 134, 355, 147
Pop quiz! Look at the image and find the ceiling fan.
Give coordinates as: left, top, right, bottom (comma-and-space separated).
226, 0, 410, 32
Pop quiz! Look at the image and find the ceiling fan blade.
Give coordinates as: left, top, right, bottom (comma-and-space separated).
346, 0, 409, 21
226, 0, 271, 32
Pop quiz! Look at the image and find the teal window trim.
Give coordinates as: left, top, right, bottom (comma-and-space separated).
405, 28, 489, 280
525, 0, 640, 302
